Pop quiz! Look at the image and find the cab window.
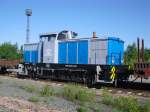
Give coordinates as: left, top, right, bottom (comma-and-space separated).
57, 31, 68, 40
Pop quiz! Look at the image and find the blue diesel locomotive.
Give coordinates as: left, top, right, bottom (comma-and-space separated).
17, 30, 130, 87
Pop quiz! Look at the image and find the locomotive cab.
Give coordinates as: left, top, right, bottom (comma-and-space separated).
38, 30, 78, 63
39, 30, 78, 42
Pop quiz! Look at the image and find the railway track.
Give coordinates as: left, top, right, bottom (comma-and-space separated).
105, 87, 150, 97
1, 73, 150, 99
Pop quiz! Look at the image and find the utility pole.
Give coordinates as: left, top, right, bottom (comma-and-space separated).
25, 9, 32, 43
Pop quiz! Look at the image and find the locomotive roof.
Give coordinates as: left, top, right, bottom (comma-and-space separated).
39, 32, 58, 38
59, 36, 124, 43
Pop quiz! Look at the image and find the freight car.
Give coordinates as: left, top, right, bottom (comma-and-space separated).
133, 38, 150, 82
17, 30, 130, 87
0, 59, 21, 74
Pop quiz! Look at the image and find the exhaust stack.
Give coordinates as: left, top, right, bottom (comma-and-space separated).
93, 32, 97, 38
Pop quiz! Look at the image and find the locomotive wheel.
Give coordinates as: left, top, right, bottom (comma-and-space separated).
17, 73, 21, 78
87, 76, 95, 88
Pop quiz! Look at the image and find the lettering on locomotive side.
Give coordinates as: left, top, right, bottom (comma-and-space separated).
65, 65, 78, 68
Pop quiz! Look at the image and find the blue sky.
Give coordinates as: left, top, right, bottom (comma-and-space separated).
0, 0, 150, 48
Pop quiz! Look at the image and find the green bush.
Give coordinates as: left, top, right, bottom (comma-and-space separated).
40, 85, 54, 97
143, 102, 150, 112
62, 84, 95, 102
28, 96, 39, 102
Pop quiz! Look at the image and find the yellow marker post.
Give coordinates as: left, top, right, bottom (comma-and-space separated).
110, 66, 116, 80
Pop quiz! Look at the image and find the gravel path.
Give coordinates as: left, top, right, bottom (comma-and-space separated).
0, 96, 62, 112
0, 76, 78, 112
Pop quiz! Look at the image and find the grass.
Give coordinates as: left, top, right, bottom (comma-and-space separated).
9, 80, 149, 112
62, 84, 96, 102
112, 109, 124, 112
40, 85, 54, 97
16, 83, 96, 103
113, 96, 140, 112
142, 102, 150, 112
0, 80, 3, 84
83, 102, 101, 112
101, 87, 113, 105
101, 88, 141, 112
28, 96, 39, 102
18, 84, 37, 93
77, 106, 88, 112
2, 77, 150, 112
8, 79, 150, 112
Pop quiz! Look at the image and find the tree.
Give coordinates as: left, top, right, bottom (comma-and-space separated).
20, 45, 23, 53
124, 43, 137, 67
14, 42, 18, 51
144, 48, 150, 62
124, 43, 150, 67
0, 42, 22, 59
19, 45, 23, 59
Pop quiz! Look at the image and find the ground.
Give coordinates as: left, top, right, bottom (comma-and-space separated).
0, 75, 149, 112
0, 76, 77, 112
0, 96, 61, 112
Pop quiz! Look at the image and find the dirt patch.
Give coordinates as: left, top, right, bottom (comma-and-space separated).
0, 96, 62, 112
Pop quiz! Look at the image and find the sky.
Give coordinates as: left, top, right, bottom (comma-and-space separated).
0, 0, 150, 48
